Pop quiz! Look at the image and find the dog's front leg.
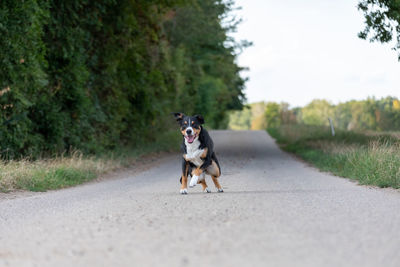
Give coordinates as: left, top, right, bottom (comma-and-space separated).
189, 167, 205, 188
183, 154, 191, 161
189, 148, 209, 187
180, 160, 189, 194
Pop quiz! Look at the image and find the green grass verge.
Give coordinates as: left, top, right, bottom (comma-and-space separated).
268, 125, 400, 189
0, 130, 182, 192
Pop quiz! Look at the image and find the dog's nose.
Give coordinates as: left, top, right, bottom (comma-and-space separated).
186, 129, 192, 135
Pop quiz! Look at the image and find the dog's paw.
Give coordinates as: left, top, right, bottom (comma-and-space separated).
180, 188, 188, 194
204, 187, 211, 193
217, 188, 224, 193
189, 175, 199, 188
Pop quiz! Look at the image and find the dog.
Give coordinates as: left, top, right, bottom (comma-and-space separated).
172, 113, 223, 194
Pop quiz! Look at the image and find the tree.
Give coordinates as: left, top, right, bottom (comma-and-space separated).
264, 102, 281, 128
300, 100, 333, 126
164, 0, 249, 129
358, 0, 400, 60
250, 102, 267, 130
0, 0, 248, 158
228, 107, 251, 130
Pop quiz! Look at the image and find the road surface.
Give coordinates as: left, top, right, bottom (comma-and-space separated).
0, 130, 399, 267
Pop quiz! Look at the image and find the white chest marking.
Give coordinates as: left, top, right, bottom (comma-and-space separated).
185, 139, 204, 167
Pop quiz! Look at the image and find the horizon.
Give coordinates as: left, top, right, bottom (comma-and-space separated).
246, 94, 400, 108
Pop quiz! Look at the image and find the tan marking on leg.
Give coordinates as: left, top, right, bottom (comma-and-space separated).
181, 176, 188, 189
193, 167, 203, 176
199, 179, 208, 190
211, 175, 222, 190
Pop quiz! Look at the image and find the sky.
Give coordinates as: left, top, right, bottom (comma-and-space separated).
231, 0, 400, 107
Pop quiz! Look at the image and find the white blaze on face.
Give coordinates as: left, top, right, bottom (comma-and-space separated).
185, 118, 197, 143
185, 126, 193, 134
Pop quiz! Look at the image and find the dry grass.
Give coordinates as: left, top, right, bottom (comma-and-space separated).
0, 130, 182, 192
306, 140, 359, 154
0, 151, 122, 192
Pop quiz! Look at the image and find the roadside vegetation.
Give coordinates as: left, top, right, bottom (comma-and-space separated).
268, 125, 400, 189
0, 1, 247, 192
1, 0, 246, 159
0, 131, 181, 192
229, 97, 400, 189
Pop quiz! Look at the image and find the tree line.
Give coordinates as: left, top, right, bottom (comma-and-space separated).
0, 0, 246, 158
230, 97, 400, 132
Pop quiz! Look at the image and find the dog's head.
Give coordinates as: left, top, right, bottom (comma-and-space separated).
172, 113, 204, 144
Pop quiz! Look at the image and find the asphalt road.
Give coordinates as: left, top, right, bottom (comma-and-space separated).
0, 130, 399, 267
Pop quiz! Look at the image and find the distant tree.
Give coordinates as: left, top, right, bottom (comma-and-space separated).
358, 0, 400, 60
229, 107, 252, 130
250, 102, 267, 130
375, 96, 400, 130
300, 100, 333, 126
347, 100, 376, 130
230, 97, 400, 132
333, 101, 353, 130
264, 102, 281, 128
279, 102, 297, 125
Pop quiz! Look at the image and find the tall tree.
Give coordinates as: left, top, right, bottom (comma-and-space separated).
164, 0, 248, 128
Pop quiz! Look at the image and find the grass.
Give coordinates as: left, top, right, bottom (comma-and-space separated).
268, 124, 400, 189
0, 130, 181, 192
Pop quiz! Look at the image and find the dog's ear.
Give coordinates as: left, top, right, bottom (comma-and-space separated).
195, 114, 204, 124
172, 112, 185, 122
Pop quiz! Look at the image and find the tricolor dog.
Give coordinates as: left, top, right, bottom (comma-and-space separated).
173, 113, 223, 194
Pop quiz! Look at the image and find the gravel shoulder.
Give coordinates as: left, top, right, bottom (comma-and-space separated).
1, 130, 400, 267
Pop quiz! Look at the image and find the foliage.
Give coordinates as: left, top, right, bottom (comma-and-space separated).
264, 102, 281, 128
250, 102, 267, 130
0, 129, 181, 192
164, 0, 248, 129
252, 97, 400, 132
0, 0, 247, 159
228, 106, 252, 130
358, 0, 400, 59
229, 101, 297, 130
301, 99, 333, 126
228, 102, 269, 130
229, 96, 400, 132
